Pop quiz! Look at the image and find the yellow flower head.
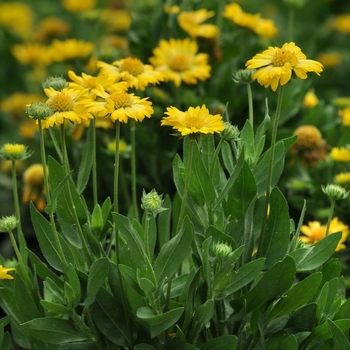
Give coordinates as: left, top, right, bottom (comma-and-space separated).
49, 39, 95, 62
0, 144, 32, 161
101, 9, 131, 32
303, 90, 319, 108
161, 105, 225, 136
223, 2, 278, 38
331, 14, 350, 34
330, 147, 350, 162
0, 265, 16, 280
333, 97, 350, 109
316, 52, 342, 68
178, 9, 219, 41
62, 0, 97, 13
77, 85, 154, 123
35, 17, 71, 42
1, 93, 43, 119
338, 108, 350, 127
41, 87, 92, 128
245, 42, 323, 91
336, 172, 350, 185
11, 43, 53, 66
97, 57, 165, 91
149, 38, 211, 87
300, 217, 349, 252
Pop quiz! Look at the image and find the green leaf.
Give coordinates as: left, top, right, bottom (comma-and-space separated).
194, 299, 215, 328
76, 120, 94, 194
200, 335, 238, 350
61, 342, 96, 350
113, 213, 147, 267
281, 334, 298, 350
64, 264, 81, 307
40, 301, 72, 315
215, 258, 266, 299
258, 187, 290, 268
157, 195, 171, 249
227, 161, 257, 220
154, 216, 193, 281
21, 317, 86, 344
221, 141, 235, 174
290, 232, 342, 271
286, 303, 317, 330
240, 120, 255, 164
268, 272, 322, 322
231, 256, 296, 313
308, 319, 350, 343
83, 257, 109, 306
137, 306, 184, 338
134, 344, 156, 350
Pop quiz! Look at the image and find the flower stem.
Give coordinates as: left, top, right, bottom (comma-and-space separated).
92, 116, 98, 207
60, 124, 70, 175
114, 121, 120, 213
130, 120, 139, 221
175, 137, 195, 235
325, 199, 335, 237
247, 82, 254, 128
38, 120, 51, 204
144, 213, 151, 259
209, 137, 224, 178
258, 85, 284, 256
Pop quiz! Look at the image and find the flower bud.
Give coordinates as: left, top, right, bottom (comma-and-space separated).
322, 184, 349, 201
0, 215, 17, 232
221, 122, 240, 141
213, 241, 232, 259
141, 189, 166, 216
232, 69, 255, 85
26, 101, 53, 120
42, 75, 68, 91
0, 143, 32, 161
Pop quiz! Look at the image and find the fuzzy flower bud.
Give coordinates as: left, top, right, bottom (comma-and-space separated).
42, 75, 68, 91
0, 215, 17, 232
322, 184, 349, 201
0, 143, 32, 161
232, 69, 255, 85
141, 189, 167, 216
213, 241, 232, 259
221, 122, 240, 141
26, 102, 53, 120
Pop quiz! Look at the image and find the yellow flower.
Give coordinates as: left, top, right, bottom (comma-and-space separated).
164, 5, 180, 14
78, 85, 154, 123
41, 87, 92, 128
178, 9, 219, 41
0, 265, 16, 280
333, 97, 350, 109
1, 93, 43, 119
223, 2, 278, 38
331, 14, 350, 34
101, 9, 131, 32
316, 52, 342, 68
0, 144, 32, 161
0, 2, 34, 40
11, 43, 53, 66
300, 217, 349, 252
336, 172, 350, 185
338, 108, 350, 126
35, 17, 71, 42
245, 42, 323, 91
149, 38, 211, 87
331, 147, 350, 162
161, 105, 225, 136
97, 57, 165, 91
62, 0, 97, 13
49, 39, 95, 62
303, 90, 319, 108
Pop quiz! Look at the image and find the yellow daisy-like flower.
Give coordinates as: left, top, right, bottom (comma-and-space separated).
338, 108, 350, 126
49, 39, 95, 62
330, 147, 350, 162
331, 14, 350, 34
11, 43, 53, 66
35, 17, 71, 42
178, 9, 219, 41
149, 38, 211, 87
300, 217, 349, 252
62, 0, 97, 13
161, 105, 225, 136
245, 42, 323, 92
303, 90, 319, 108
336, 172, 350, 185
40, 87, 92, 128
0, 265, 16, 280
101, 9, 131, 32
77, 85, 154, 123
97, 57, 165, 91
316, 52, 342, 68
333, 97, 350, 109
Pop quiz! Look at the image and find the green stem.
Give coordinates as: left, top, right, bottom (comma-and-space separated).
130, 120, 139, 220
11, 160, 27, 256
209, 137, 224, 178
144, 213, 151, 258
175, 137, 195, 235
247, 83, 254, 128
38, 120, 51, 205
287, 5, 295, 42
114, 121, 120, 213
257, 85, 285, 257
49, 128, 63, 162
325, 199, 335, 237
60, 124, 70, 175
92, 117, 98, 207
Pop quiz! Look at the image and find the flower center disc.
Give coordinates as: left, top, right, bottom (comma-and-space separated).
169, 54, 190, 72
85, 77, 97, 88
110, 93, 132, 109
47, 93, 74, 112
273, 49, 298, 67
185, 117, 205, 129
119, 58, 145, 76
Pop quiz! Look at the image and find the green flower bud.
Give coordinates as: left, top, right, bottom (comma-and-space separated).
221, 122, 240, 141
322, 184, 349, 201
42, 75, 68, 91
0, 216, 17, 232
232, 69, 255, 85
141, 189, 167, 216
213, 241, 232, 259
26, 101, 53, 120
0, 143, 32, 161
